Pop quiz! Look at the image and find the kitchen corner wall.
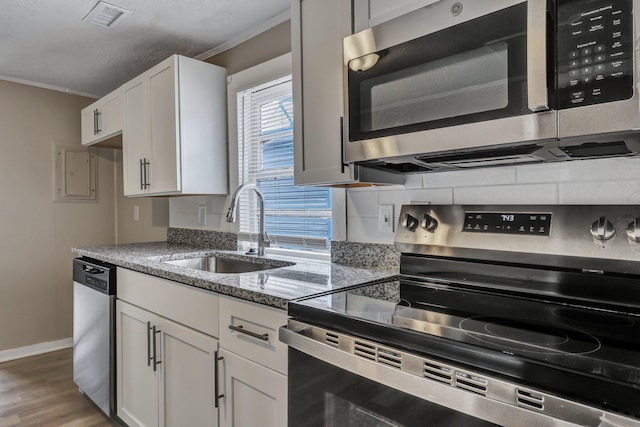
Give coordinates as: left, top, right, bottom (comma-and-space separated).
348, 156, 640, 244
0, 80, 117, 352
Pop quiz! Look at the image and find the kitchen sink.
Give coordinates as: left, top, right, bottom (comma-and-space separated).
163, 256, 292, 274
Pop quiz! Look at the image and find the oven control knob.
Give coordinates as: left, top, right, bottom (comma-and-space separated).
421, 214, 438, 232
590, 216, 616, 241
402, 213, 419, 232
626, 218, 640, 242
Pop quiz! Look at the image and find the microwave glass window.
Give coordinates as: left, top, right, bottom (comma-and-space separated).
363, 43, 508, 132
347, 3, 530, 142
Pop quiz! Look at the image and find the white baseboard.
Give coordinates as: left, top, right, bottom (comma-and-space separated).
0, 338, 73, 363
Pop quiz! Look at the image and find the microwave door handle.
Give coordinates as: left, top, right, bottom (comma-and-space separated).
527, 0, 549, 112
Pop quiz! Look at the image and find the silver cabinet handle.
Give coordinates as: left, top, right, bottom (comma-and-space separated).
228, 324, 269, 342
214, 350, 224, 408
95, 109, 102, 134
93, 109, 99, 135
340, 116, 347, 173
526, 0, 549, 112
146, 321, 153, 366
139, 159, 144, 190
152, 325, 161, 372
142, 158, 150, 189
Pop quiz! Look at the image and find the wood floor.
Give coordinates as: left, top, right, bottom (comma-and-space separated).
0, 349, 114, 426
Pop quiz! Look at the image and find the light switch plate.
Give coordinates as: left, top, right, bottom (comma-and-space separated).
379, 204, 394, 233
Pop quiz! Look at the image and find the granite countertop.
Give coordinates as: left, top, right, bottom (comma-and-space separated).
72, 241, 398, 310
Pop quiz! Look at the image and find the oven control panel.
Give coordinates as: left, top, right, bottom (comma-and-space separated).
463, 212, 551, 236
395, 205, 640, 273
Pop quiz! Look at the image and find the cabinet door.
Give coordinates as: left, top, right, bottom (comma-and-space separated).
292, 0, 355, 185
116, 301, 160, 427
101, 89, 123, 138
160, 318, 218, 427
122, 77, 151, 196
148, 59, 180, 194
81, 101, 100, 146
219, 349, 287, 427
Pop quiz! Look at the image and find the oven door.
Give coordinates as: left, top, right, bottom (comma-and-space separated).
288, 348, 499, 427
343, 0, 557, 164
281, 323, 572, 427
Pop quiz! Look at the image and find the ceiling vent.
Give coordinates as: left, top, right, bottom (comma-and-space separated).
83, 1, 130, 28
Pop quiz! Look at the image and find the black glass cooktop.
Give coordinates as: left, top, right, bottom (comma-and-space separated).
288, 280, 640, 418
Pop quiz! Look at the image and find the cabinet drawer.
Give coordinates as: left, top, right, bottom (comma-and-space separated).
219, 295, 287, 375
117, 268, 219, 337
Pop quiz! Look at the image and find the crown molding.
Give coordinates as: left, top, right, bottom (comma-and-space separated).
0, 74, 99, 98
195, 9, 291, 61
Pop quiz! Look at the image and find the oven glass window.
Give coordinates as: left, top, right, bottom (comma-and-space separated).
347, 3, 530, 142
289, 349, 499, 427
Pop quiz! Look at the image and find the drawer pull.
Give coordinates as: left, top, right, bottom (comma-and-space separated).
228, 324, 269, 342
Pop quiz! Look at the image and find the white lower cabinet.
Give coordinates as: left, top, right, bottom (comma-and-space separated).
116, 300, 218, 427
218, 349, 287, 427
115, 269, 288, 427
116, 269, 220, 427
217, 295, 288, 427
117, 301, 160, 427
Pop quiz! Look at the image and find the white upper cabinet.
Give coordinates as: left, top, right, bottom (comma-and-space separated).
292, 0, 355, 185
81, 87, 123, 146
353, 0, 441, 32
122, 54, 228, 197
292, 0, 404, 186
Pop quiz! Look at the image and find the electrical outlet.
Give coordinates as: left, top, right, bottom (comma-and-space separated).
379, 204, 394, 233
133, 205, 140, 221
198, 205, 207, 226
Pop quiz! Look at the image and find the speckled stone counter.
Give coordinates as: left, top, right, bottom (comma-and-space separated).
72, 241, 398, 310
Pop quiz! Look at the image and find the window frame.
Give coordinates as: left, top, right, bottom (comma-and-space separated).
226, 53, 345, 259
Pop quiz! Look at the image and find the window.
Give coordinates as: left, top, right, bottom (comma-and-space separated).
235, 75, 332, 253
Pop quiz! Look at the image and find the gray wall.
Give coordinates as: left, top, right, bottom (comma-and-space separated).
0, 81, 115, 352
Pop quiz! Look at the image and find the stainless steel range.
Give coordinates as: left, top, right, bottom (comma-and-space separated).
280, 205, 640, 426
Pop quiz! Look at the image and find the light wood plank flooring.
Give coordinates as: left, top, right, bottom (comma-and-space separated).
0, 348, 114, 426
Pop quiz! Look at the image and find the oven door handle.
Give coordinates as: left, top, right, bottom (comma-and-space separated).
527, 0, 549, 112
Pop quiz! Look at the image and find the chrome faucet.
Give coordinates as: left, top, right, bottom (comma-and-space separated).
226, 183, 270, 256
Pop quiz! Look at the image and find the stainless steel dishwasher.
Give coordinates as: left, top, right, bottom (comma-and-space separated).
73, 257, 116, 417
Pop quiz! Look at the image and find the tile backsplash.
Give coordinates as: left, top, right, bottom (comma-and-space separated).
347, 157, 640, 244
170, 157, 640, 245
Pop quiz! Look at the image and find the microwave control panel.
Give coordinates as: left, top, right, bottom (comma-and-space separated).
557, 0, 633, 109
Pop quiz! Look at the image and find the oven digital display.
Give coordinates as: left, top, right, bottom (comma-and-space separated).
463, 212, 551, 236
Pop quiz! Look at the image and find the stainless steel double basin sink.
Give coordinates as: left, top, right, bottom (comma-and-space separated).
163, 255, 293, 274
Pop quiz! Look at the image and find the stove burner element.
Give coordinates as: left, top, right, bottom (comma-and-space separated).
484, 320, 569, 346
552, 307, 636, 328
460, 316, 601, 355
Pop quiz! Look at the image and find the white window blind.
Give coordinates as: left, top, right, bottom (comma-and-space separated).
236, 75, 332, 252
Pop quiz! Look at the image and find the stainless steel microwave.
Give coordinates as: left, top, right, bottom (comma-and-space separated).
343, 0, 640, 172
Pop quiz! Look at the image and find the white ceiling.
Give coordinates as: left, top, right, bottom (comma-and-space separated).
0, 0, 290, 98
